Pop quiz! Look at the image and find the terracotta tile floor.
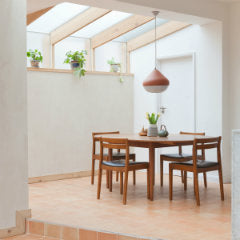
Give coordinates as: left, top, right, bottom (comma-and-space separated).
28, 172, 231, 240
3, 234, 44, 240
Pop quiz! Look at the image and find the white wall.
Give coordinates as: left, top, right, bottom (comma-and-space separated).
131, 22, 223, 177
232, 130, 240, 240
0, 0, 28, 228
229, 3, 240, 131
27, 70, 134, 177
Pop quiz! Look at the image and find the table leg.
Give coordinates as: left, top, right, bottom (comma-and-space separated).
149, 146, 155, 201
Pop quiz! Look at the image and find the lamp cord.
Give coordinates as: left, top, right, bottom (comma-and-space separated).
155, 14, 157, 69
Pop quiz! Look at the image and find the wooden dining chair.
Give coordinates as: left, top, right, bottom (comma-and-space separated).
169, 136, 224, 206
160, 131, 206, 188
97, 137, 149, 205
91, 131, 136, 186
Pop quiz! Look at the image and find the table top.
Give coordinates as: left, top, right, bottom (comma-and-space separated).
97, 133, 214, 146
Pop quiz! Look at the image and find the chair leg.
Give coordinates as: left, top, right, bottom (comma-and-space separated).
160, 157, 164, 187
120, 172, 123, 195
147, 168, 150, 199
123, 170, 129, 205
91, 158, 95, 185
184, 171, 187, 191
218, 168, 224, 201
169, 165, 173, 200
109, 171, 113, 192
132, 155, 136, 185
106, 170, 109, 188
97, 166, 102, 199
116, 171, 119, 182
194, 172, 200, 206
203, 172, 207, 188
181, 170, 184, 183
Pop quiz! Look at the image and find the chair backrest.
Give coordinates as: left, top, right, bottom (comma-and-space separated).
92, 131, 120, 154
179, 131, 205, 156
192, 137, 222, 168
100, 137, 130, 166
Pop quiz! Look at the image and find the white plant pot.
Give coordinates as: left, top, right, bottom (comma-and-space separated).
111, 64, 120, 72
147, 124, 158, 137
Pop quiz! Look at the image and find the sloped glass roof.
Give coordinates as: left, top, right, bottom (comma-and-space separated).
27, 2, 170, 44
27, 3, 89, 33
114, 18, 168, 42
71, 11, 132, 38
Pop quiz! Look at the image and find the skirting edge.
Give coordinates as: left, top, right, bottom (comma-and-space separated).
28, 170, 100, 184
0, 209, 31, 239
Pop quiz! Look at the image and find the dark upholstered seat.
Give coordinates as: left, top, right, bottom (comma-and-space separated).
102, 160, 148, 167
174, 160, 219, 168
161, 153, 202, 159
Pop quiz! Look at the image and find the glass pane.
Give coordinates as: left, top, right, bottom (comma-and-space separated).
72, 11, 132, 38
114, 18, 168, 42
27, 3, 89, 33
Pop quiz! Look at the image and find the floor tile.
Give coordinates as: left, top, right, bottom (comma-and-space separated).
79, 229, 98, 240
28, 172, 231, 240
28, 221, 44, 236
62, 226, 78, 240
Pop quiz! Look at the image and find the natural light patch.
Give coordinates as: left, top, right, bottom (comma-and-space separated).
27, 2, 89, 33
71, 11, 132, 38
114, 18, 168, 42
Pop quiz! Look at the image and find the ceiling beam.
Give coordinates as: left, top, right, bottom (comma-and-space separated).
91, 15, 153, 49
50, 7, 111, 45
27, 6, 54, 25
127, 21, 191, 52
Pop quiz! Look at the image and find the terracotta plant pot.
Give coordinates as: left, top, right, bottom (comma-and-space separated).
70, 61, 80, 69
31, 60, 40, 68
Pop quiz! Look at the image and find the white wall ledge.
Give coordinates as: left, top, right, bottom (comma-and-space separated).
27, 67, 134, 77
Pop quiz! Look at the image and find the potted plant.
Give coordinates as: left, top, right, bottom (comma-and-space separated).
64, 50, 87, 77
27, 49, 43, 68
146, 112, 160, 137
107, 57, 121, 72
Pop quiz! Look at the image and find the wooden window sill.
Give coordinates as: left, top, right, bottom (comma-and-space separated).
27, 67, 134, 77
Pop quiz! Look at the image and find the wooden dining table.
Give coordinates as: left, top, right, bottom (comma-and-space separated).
98, 133, 213, 201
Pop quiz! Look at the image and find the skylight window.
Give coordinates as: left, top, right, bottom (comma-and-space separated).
72, 11, 132, 38
27, 3, 89, 33
114, 18, 168, 42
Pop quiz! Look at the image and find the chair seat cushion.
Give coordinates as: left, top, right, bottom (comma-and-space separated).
161, 153, 202, 159
102, 160, 148, 167
174, 160, 219, 168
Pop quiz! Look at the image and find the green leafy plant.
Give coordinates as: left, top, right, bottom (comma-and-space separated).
27, 49, 43, 62
64, 50, 87, 64
107, 57, 118, 65
64, 50, 87, 78
146, 112, 160, 124
107, 57, 121, 72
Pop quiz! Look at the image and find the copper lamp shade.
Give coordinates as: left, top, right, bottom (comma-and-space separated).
143, 11, 170, 93
143, 68, 169, 93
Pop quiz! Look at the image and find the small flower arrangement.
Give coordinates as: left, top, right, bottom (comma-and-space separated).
146, 112, 160, 124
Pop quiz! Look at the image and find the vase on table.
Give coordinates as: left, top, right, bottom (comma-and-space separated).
147, 124, 158, 137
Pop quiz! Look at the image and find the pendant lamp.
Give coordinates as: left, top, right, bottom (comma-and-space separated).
143, 11, 169, 93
